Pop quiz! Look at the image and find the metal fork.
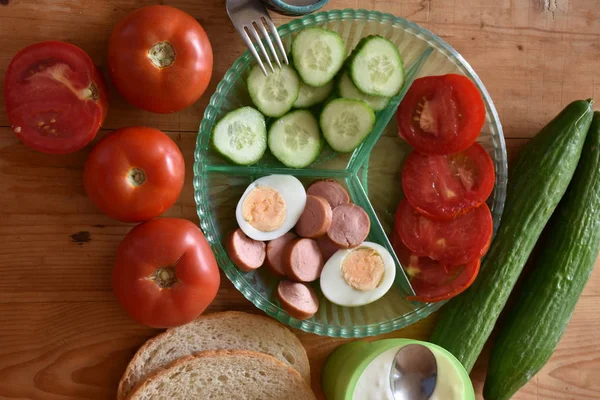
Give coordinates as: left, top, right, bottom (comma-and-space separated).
226, 0, 289, 75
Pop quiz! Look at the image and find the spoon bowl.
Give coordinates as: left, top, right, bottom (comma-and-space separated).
390, 344, 438, 400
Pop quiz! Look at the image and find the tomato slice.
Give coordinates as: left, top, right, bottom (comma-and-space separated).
397, 74, 485, 155
4, 41, 108, 154
408, 259, 480, 303
391, 230, 480, 302
402, 142, 495, 220
395, 199, 493, 265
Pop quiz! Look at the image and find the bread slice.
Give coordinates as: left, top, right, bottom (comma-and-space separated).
126, 350, 316, 400
118, 311, 310, 399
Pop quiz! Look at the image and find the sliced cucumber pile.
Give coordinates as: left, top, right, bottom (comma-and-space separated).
248, 64, 300, 118
349, 35, 405, 97
292, 27, 346, 87
293, 80, 334, 109
212, 29, 405, 166
320, 99, 375, 153
268, 110, 323, 168
338, 70, 391, 112
212, 107, 267, 165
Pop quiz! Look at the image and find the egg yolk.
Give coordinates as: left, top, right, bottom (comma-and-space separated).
242, 186, 287, 232
341, 248, 385, 291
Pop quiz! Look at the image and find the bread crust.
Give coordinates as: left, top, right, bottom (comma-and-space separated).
117, 311, 310, 399
125, 349, 315, 400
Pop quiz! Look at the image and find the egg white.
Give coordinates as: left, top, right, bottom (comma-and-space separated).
320, 241, 396, 307
236, 174, 307, 241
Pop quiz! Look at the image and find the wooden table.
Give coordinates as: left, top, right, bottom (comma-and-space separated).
1, 1, 599, 399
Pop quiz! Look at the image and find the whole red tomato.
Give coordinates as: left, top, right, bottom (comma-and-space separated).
112, 218, 220, 328
4, 41, 108, 154
108, 5, 213, 113
83, 126, 185, 223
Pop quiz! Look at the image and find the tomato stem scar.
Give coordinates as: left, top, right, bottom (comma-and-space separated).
151, 266, 177, 289
88, 82, 99, 101
148, 41, 176, 68
127, 168, 146, 187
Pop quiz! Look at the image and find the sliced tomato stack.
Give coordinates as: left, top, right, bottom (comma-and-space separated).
393, 74, 495, 302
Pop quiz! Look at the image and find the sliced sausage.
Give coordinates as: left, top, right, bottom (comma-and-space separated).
327, 203, 371, 249
316, 235, 342, 261
264, 232, 297, 277
295, 195, 333, 238
226, 228, 266, 272
307, 179, 350, 208
277, 280, 319, 320
284, 238, 324, 282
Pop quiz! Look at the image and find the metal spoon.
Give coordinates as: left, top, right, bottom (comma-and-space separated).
390, 344, 438, 400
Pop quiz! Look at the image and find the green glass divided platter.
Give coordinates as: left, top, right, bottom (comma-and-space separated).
194, 9, 507, 337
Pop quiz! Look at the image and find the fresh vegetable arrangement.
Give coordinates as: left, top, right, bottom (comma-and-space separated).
3, 5, 219, 329
483, 111, 600, 400
5, 2, 599, 397
390, 73, 495, 303
212, 27, 404, 167
225, 176, 397, 319
430, 99, 596, 377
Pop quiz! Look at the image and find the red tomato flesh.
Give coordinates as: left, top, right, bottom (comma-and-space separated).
402, 142, 495, 220
4, 41, 108, 154
391, 231, 480, 303
395, 199, 493, 265
397, 74, 485, 155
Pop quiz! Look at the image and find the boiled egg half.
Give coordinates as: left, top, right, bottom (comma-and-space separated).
236, 175, 307, 241
320, 242, 396, 307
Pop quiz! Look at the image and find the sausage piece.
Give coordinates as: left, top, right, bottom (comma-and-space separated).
307, 180, 350, 209
277, 280, 319, 320
327, 203, 371, 249
316, 235, 342, 261
295, 195, 333, 238
264, 232, 297, 277
226, 228, 266, 272
284, 238, 324, 282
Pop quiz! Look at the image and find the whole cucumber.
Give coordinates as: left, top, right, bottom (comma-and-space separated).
429, 99, 594, 372
483, 111, 600, 400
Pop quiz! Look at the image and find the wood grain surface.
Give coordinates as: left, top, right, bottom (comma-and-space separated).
1, 0, 599, 399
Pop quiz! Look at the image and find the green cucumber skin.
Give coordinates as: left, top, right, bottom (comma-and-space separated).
483, 111, 600, 400
429, 100, 594, 372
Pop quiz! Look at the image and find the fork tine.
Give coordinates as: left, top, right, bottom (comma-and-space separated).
239, 27, 267, 75
249, 23, 274, 73
264, 17, 289, 65
256, 20, 281, 69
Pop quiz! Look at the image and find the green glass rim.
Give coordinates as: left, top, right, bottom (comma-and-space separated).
193, 8, 507, 338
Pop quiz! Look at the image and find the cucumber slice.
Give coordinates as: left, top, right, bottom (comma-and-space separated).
247, 64, 300, 118
349, 35, 405, 97
292, 27, 346, 87
293, 80, 334, 108
320, 99, 376, 153
268, 110, 323, 168
338, 70, 391, 111
212, 107, 267, 165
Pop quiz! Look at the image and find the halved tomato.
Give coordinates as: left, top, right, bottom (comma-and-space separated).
390, 231, 480, 302
402, 142, 495, 219
4, 41, 108, 154
394, 199, 493, 265
397, 74, 485, 155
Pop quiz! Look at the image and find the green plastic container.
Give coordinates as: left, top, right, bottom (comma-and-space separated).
322, 339, 475, 400
194, 9, 508, 338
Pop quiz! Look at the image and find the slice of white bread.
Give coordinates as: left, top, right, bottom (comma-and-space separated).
118, 311, 310, 399
126, 350, 316, 400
